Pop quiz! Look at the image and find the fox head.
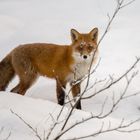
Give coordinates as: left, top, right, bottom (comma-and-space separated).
71, 28, 98, 63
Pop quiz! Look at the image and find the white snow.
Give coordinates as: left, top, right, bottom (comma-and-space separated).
0, 0, 140, 139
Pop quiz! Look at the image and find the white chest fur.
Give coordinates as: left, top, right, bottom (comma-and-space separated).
66, 51, 98, 83
73, 62, 90, 81
66, 58, 92, 83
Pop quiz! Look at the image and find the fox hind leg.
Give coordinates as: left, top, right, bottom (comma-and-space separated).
11, 73, 37, 95
10, 84, 20, 93
0, 85, 6, 91
10, 61, 38, 95
11, 53, 38, 95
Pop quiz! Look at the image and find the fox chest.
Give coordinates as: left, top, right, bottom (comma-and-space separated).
66, 62, 90, 83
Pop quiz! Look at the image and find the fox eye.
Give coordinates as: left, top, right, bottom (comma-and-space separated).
79, 43, 84, 49
80, 43, 84, 48
80, 45, 83, 49
78, 46, 83, 50
88, 45, 94, 49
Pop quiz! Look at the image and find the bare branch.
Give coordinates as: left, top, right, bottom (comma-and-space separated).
10, 109, 42, 140
82, 58, 140, 100
123, 91, 140, 99
120, 0, 135, 8
56, 0, 138, 135
3, 132, 11, 140
0, 127, 11, 140
46, 122, 57, 140
65, 118, 140, 140
54, 60, 139, 140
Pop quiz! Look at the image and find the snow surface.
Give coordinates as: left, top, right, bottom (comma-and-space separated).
0, 0, 140, 139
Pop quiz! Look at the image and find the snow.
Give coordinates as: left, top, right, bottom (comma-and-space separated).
0, 0, 140, 139
1, 93, 140, 140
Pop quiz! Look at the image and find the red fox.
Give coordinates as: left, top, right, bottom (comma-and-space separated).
0, 28, 98, 109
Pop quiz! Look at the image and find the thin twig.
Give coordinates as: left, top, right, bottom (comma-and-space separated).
65, 118, 140, 140
53, 71, 138, 140
10, 109, 42, 140
3, 132, 11, 140
82, 58, 140, 100
0, 127, 11, 140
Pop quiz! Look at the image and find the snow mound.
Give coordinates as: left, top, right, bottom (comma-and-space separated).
0, 92, 91, 140
0, 92, 140, 140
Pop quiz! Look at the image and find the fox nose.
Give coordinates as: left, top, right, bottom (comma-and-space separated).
83, 55, 87, 59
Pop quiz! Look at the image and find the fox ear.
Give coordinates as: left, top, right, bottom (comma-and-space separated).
89, 28, 98, 42
71, 29, 80, 42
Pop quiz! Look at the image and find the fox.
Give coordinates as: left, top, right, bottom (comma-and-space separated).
0, 28, 98, 109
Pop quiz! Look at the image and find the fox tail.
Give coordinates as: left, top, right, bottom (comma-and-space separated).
0, 54, 15, 91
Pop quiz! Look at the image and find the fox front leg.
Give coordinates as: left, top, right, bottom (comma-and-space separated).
71, 82, 82, 109
56, 80, 66, 106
